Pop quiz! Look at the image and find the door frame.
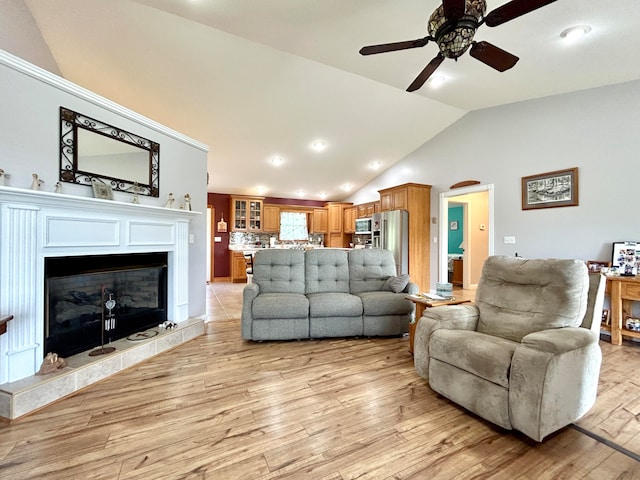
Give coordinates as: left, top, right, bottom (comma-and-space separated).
438, 184, 494, 286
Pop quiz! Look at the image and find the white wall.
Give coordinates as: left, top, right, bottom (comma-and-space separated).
0, 0, 62, 76
349, 80, 640, 290
0, 50, 209, 318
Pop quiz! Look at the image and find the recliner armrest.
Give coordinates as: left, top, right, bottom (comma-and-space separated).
241, 283, 260, 339
521, 327, 599, 355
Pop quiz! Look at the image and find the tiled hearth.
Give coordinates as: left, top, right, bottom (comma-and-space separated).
0, 318, 203, 420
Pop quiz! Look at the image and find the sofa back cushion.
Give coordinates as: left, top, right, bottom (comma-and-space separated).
475, 256, 589, 342
305, 249, 350, 294
253, 249, 305, 294
349, 249, 398, 294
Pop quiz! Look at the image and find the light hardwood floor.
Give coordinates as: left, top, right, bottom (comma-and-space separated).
1, 283, 640, 479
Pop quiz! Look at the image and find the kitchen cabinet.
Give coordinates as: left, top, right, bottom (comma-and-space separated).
325, 202, 352, 247
356, 202, 376, 219
343, 207, 356, 234
380, 188, 408, 211
230, 196, 263, 232
327, 203, 344, 233
378, 183, 432, 291
263, 204, 280, 233
231, 251, 249, 283
312, 208, 328, 233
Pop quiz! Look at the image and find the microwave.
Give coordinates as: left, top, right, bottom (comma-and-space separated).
355, 217, 372, 234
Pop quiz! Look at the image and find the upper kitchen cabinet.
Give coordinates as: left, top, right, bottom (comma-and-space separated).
311, 208, 328, 234
325, 202, 352, 247
231, 196, 263, 231
380, 187, 408, 211
356, 202, 378, 218
343, 206, 356, 234
262, 204, 280, 233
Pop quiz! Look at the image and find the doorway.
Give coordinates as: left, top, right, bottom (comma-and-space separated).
438, 184, 494, 289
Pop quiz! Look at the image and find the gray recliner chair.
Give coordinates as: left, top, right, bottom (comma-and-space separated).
414, 256, 605, 442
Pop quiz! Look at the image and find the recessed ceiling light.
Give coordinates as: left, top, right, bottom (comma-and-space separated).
311, 141, 326, 152
428, 75, 445, 88
560, 25, 591, 42
296, 189, 305, 197
341, 183, 353, 192
256, 186, 267, 195
271, 156, 283, 166
319, 192, 328, 200
369, 161, 382, 170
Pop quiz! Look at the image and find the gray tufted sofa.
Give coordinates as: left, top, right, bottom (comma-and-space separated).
241, 248, 418, 341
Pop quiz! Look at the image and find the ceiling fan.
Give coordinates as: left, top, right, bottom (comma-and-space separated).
359, 0, 558, 92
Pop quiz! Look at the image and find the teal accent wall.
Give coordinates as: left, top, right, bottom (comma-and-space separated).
448, 206, 463, 254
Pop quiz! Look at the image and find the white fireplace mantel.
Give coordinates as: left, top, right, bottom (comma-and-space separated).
0, 186, 200, 385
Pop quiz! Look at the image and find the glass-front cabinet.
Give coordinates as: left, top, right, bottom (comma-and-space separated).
231, 196, 263, 231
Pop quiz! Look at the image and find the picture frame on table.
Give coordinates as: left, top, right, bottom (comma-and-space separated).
92, 181, 114, 200
521, 167, 578, 210
612, 241, 640, 276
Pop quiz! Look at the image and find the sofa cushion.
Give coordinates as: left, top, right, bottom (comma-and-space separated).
430, 329, 518, 388
475, 256, 589, 342
253, 250, 306, 294
348, 249, 399, 294
252, 292, 309, 319
305, 249, 350, 294
357, 291, 414, 316
382, 274, 410, 293
307, 292, 362, 318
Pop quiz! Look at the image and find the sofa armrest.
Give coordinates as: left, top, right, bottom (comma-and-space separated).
510, 327, 602, 441
414, 304, 479, 380
241, 283, 260, 339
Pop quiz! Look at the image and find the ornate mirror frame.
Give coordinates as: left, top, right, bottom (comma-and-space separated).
59, 107, 160, 197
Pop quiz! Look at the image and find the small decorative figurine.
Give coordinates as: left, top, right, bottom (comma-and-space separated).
184, 193, 192, 211
165, 192, 175, 208
0, 168, 5, 186
37, 352, 66, 375
31, 173, 44, 190
131, 182, 140, 204
54, 181, 62, 193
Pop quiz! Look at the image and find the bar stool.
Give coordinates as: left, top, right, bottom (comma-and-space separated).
243, 252, 254, 283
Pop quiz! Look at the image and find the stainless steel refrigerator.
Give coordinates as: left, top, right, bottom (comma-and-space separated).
372, 210, 409, 275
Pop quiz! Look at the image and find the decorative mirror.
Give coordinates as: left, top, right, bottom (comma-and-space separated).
60, 107, 159, 197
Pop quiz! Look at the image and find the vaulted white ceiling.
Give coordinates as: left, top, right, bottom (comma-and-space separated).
22, 0, 640, 200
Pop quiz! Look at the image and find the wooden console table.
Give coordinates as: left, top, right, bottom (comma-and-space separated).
0, 314, 13, 336
607, 275, 640, 345
405, 295, 471, 353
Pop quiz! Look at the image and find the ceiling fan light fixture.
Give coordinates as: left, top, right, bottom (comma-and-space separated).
560, 25, 591, 42
428, 0, 486, 59
311, 140, 326, 151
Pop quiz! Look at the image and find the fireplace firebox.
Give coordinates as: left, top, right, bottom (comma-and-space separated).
44, 253, 168, 358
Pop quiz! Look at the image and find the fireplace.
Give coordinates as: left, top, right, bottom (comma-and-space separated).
44, 253, 168, 358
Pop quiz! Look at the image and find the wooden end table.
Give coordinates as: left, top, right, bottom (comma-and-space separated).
405, 295, 471, 354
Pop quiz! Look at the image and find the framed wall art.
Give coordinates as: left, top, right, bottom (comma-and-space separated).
449, 220, 458, 231
521, 167, 578, 210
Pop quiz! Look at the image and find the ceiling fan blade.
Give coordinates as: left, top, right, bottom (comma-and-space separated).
469, 41, 519, 72
484, 0, 557, 27
407, 55, 445, 92
443, 0, 466, 21
359, 37, 430, 55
